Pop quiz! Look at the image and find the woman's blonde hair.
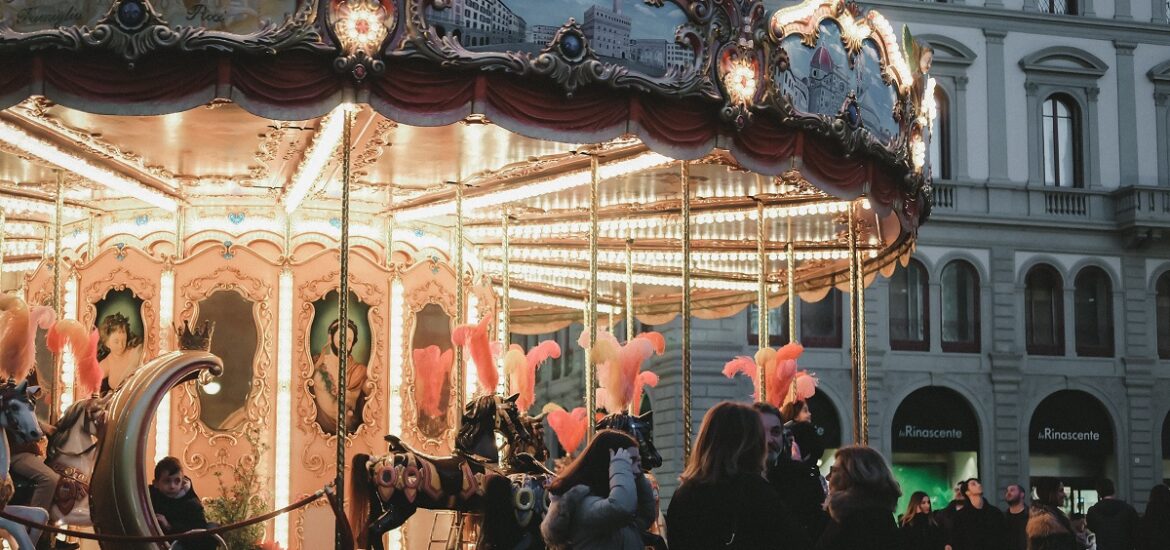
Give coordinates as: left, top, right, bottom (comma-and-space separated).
679, 401, 765, 485
900, 491, 936, 527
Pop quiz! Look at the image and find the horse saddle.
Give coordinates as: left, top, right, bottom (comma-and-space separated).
383, 435, 486, 503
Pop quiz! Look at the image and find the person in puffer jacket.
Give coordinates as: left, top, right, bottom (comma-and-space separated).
540, 429, 657, 550
1027, 478, 1077, 550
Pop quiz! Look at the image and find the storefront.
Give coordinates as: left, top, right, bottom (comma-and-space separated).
1029, 390, 1116, 515
891, 386, 981, 512
806, 392, 843, 476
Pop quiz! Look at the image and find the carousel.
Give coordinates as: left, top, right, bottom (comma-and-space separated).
0, 0, 936, 547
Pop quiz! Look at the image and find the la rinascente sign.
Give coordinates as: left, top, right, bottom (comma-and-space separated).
1028, 391, 1114, 455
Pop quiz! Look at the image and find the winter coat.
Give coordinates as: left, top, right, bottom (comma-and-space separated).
1136, 512, 1170, 550
899, 515, 947, 550
1086, 499, 1138, 550
950, 500, 1007, 550
815, 488, 900, 550
540, 453, 656, 550
149, 480, 216, 550
667, 471, 809, 550
1028, 505, 1077, 550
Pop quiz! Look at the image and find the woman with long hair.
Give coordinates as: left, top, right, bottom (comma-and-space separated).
1137, 484, 1170, 550
540, 429, 657, 550
1027, 478, 1076, 550
900, 491, 946, 550
666, 401, 809, 550
815, 445, 902, 550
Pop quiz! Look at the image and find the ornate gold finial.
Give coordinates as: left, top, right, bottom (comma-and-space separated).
176, 320, 214, 351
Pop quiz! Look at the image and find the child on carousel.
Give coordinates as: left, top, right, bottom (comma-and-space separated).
150, 456, 216, 550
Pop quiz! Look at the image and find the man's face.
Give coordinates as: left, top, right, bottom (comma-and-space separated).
153, 470, 184, 499
953, 484, 964, 500
759, 412, 784, 462
967, 479, 983, 497
1005, 485, 1023, 504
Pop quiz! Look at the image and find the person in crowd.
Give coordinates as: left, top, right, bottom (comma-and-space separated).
1136, 484, 1170, 550
936, 481, 967, 542
1070, 513, 1097, 550
1027, 478, 1077, 550
1005, 483, 1031, 550
7, 412, 77, 550
541, 429, 657, 550
814, 445, 901, 550
150, 456, 215, 550
899, 491, 947, 550
950, 477, 1006, 550
1086, 478, 1138, 550
667, 401, 809, 550
755, 402, 829, 542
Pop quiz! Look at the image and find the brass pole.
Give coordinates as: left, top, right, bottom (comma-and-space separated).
625, 238, 634, 342
787, 218, 796, 343
847, 205, 860, 445
174, 206, 185, 260
502, 212, 511, 351
856, 202, 869, 445
681, 161, 693, 463
0, 211, 5, 289
756, 200, 767, 404
52, 171, 63, 422
586, 154, 599, 441
455, 181, 465, 419
386, 216, 395, 268
334, 106, 354, 550
87, 215, 96, 264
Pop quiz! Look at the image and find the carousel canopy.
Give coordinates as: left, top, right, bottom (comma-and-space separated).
0, 0, 935, 329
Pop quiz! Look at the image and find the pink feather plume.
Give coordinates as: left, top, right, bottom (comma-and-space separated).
543, 403, 588, 455
722, 356, 761, 401
413, 345, 454, 417
0, 295, 33, 380
791, 371, 819, 404
582, 330, 663, 413
452, 316, 497, 394
47, 320, 102, 394
631, 371, 659, 415
769, 359, 798, 408
506, 340, 560, 413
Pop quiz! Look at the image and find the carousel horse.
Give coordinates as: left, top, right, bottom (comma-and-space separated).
0, 380, 50, 550
597, 411, 662, 471
42, 396, 106, 526
350, 392, 546, 550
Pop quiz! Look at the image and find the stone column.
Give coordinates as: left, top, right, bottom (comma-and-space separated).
1025, 81, 1042, 185
991, 353, 1025, 496
1087, 86, 1102, 188
1156, 93, 1169, 186
985, 30, 1010, 184
1115, 42, 1138, 184
955, 76, 971, 180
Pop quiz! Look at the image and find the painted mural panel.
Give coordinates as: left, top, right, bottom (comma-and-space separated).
306, 290, 372, 435
425, 0, 695, 77
780, 21, 900, 143
195, 290, 257, 432
94, 288, 146, 393
411, 302, 454, 439
0, 0, 301, 35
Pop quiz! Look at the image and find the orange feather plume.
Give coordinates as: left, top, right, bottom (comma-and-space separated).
581, 330, 664, 413
723, 355, 762, 401
47, 320, 101, 394
505, 340, 560, 413
0, 294, 41, 380
452, 316, 497, 393
543, 403, 588, 455
413, 345, 454, 417
631, 371, 659, 415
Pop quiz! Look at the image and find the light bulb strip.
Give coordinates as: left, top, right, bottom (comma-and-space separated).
274, 269, 294, 549
57, 277, 79, 415
154, 270, 175, 465
483, 260, 761, 292
0, 119, 178, 212
494, 286, 622, 315
392, 152, 675, 222
283, 106, 349, 214
0, 194, 87, 220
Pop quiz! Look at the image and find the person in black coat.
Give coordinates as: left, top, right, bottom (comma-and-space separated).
668, 402, 810, 550
150, 456, 216, 550
815, 445, 902, 550
900, 491, 947, 550
1086, 478, 1138, 550
1137, 484, 1170, 550
950, 478, 1006, 550
756, 401, 830, 543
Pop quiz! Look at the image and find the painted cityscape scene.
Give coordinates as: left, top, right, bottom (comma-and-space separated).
426, 0, 696, 77
779, 21, 899, 142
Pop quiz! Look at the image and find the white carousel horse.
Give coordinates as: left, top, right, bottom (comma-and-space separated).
43, 396, 106, 526
0, 380, 52, 550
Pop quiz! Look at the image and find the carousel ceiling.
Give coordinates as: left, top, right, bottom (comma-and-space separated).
0, 0, 934, 322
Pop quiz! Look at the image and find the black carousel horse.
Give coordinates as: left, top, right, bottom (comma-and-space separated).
597, 411, 662, 471
350, 392, 546, 550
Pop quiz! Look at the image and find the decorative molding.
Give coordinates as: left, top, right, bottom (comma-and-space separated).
1019, 46, 1109, 79
400, 276, 457, 453
175, 264, 274, 478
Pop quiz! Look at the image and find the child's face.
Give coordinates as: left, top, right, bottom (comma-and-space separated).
154, 470, 184, 498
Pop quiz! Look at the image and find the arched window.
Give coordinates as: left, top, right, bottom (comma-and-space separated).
1075, 267, 1114, 357
929, 86, 951, 181
1026, 265, 1064, 356
890, 260, 929, 350
1042, 95, 1082, 187
1037, 0, 1077, 14
942, 260, 981, 353
801, 289, 842, 348
1158, 273, 1170, 360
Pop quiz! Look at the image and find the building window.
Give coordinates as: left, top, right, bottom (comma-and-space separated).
1074, 267, 1113, 357
1037, 0, 1077, 13
1042, 94, 1082, 187
1158, 273, 1170, 360
941, 260, 980, 353
747, 303, 790, 347
889, 260, 929, 351
929, 86, 951, 180
801, 290, 842, 348
1026, 265, 1064, 356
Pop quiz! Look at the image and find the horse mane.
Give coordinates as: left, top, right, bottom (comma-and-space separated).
47, 400, 87, 460
455, 394, 497, 452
